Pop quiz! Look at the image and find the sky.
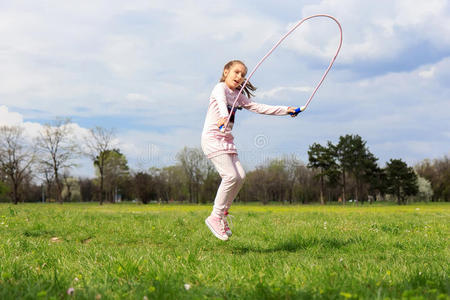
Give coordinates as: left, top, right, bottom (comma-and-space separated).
0, 0, 449, 178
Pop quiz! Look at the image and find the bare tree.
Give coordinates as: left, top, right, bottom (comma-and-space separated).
284, 155, 302, 204
200, 160, 220, 203
415, 155, 450, 202
295, 163, 319, 204
266, 159, 289, 202
176, 147, 206, 203
35, 118, 78, 203
38, 164, 55, 202
160, 165, 186, 202
85, 126, 116, 204
62, 169, 76, 202
0, 126, 35, 204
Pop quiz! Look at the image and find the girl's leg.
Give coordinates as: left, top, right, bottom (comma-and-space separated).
210, 154, 245, 218
224, 155, 245, 212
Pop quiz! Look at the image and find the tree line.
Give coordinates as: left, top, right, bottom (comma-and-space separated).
0, 120, 448, 205
307, 134, 420, 205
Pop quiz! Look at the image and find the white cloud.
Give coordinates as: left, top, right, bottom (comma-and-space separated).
126, 93, 150, 102
0, 106, 45, 144
0, 105, 23, 125
418, 66, 436, 79
100, 35, 153, 78
258, 86, 312, 99
117, 126, 202, 170
296, 0, 450, 64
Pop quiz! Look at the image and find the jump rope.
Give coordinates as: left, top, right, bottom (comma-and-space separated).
220, 14, 343, 132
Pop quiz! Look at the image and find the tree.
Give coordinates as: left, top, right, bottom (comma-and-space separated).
0, 126, 35, 204
200, 160, 220, 204
133, 171, 156, 204
61, 169, 80, 202
348, 137, 372, 203
359, 151, 381, 203
416, 176, 433, 202
434, 156, 450, 201
283, 155, 304, 204
176, 147, 206, 203
242, 167, 270, 204
39, 164, 55, 202
0, 180, 9, 202
294, 163, 318, 204
35, 118, 78, 203
333, 134, 379, 204
85, 126, 116, 204
334, 136, 353, 204
308, 142, 338, 204
160, 165, 186, 202
95, 149, 129, 204
365, 161, 387, 202
415, 156, 450, 201
79, 177, 96, 202
266, 159, 289, 202
239, 158, 318, 204
21, 175, 42, 202
385, 159, 418, 205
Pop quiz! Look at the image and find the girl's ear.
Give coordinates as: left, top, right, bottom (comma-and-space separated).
223, 69, 229, 77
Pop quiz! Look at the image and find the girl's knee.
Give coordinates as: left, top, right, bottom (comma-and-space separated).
233, 172, 246, 187
225, 172, 244, 186
239, 171, 246, 183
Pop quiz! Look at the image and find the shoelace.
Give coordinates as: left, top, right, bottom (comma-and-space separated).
219, 218, 227, 234
224, 211, 233, 228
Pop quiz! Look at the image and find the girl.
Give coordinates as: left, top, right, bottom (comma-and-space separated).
201, 60, 299, 241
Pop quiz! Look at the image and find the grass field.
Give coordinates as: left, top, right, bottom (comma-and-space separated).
0, 202, 448, 299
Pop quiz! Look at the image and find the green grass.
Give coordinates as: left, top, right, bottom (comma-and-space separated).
0, 203, 448, 299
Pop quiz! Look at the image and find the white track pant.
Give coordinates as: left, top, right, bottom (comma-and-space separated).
210, 154, 246, 218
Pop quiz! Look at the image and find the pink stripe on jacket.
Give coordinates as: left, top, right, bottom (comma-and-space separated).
201, 82, 289, 159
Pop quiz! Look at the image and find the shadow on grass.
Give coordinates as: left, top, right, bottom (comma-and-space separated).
232, 235, 360, 254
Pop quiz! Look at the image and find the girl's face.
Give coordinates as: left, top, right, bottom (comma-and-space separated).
223, 63, 246, 90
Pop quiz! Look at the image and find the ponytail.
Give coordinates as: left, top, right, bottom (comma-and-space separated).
239, 80, 256, 99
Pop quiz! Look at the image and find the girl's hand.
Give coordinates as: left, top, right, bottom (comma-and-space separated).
287, 107, 299, 117
217, 117, 227, 129
287, 106, 306, 117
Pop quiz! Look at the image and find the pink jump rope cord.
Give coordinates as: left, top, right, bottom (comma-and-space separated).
223, 14, 343, 131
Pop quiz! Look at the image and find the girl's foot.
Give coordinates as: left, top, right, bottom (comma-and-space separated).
223, 211, 232, 237
205, 216, 228, 241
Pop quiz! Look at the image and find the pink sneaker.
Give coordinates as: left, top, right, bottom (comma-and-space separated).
205, 216, 228, 241
223, 211, 232, 237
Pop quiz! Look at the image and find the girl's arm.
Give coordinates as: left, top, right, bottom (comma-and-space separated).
239, 94, 296, 116
211, 83, 229, 119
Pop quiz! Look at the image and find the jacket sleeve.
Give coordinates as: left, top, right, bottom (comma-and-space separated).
210, 83, 229, 118
239, 94, 289, 115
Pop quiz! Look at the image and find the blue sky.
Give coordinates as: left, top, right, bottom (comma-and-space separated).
0, 0, 449, 177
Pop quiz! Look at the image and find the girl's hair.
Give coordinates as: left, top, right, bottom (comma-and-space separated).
220, 60, 257, 98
